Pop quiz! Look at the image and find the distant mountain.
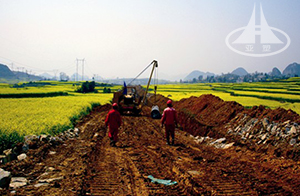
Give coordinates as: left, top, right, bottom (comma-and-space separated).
271, 67, 282, 76
0, 64, 15, 79
159, 72, 187, 81
70, 73, 91, 81
13, 71, 43, 81
231, 67, 248, 76
0, 64, 43, 83
184, 70, 215, 81
39, 72, 54, 79
102, 78, 169, 85
283, 62, 300, 77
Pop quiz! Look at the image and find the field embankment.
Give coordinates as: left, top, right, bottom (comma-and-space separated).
0, 91, 68, 98
151, 94, 300, 161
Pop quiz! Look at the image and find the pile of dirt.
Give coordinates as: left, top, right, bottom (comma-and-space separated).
147, 93, 169, 111
246, 105, 300, 123
165, 94, 300, 160
174, 94, 244, 138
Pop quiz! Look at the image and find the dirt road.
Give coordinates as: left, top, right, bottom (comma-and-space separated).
83, 108, 299, 196
1, 103, 300, 195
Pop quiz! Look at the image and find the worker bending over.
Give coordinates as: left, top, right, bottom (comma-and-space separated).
161, 100, 178, 145
105, 103, 122, 147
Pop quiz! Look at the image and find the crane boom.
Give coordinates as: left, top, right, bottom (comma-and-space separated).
141, 60, 158, 106
113, 59, 158, 115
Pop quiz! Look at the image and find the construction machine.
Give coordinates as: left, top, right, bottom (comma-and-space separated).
112, 60, 160, 118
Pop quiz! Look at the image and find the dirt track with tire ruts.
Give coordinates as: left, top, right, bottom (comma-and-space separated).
1, 94, 300, 195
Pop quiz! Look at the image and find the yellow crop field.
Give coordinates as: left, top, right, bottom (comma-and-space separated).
0, 83, 73, 94
1, 79, 300, 152
0, 81, 115, 152
155, 82, 300, 114
0, 93, 112, 136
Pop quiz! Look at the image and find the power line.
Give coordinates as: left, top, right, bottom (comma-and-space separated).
84, 60, 96, 77
0, 55, 77, 75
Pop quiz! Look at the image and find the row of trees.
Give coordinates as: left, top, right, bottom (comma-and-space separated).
182, 72, 290, 83
76, 81, 112, 93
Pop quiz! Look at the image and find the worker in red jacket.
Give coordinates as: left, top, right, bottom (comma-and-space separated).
105, 103, 122, 147
161, 100, 178, 145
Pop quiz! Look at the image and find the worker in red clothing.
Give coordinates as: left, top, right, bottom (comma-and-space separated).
161, 100, 178, 145
105, 103, 122, 147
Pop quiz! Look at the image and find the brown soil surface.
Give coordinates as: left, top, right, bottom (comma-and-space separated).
1, 95, 300, 195
174, 95, 244, 138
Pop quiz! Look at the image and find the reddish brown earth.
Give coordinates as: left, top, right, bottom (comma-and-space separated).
174, 95, 245, 138
1, 94, 300, 195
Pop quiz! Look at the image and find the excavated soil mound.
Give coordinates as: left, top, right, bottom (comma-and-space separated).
156, 94, 299, 161
147, 93, 169, 111
246, 105, 300, 123
174, 94, 244, 138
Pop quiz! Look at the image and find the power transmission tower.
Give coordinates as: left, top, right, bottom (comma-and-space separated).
76, 58, 85, 81
82, 58, 85, 81
76, 59, 78, 81
53, 69, 59, 80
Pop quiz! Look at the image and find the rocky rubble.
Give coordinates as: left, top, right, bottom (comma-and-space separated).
1, 128, 80, 164
226, 114, 300, 147
0, 127, 80, 191
190, 135, 235, 149
0, 168, 11, 188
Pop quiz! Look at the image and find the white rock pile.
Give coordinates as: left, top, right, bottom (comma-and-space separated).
226, 114, 300, 147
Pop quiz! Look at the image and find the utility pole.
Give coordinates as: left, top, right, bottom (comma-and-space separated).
10, 63, 14, 71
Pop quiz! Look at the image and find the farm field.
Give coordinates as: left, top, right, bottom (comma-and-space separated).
0, 78, 300, 150
0, 82, 115, 151
2, 95, 299, 195
0, 81, 121, 95
156, 78, 300, 114
1, 79, 300, 195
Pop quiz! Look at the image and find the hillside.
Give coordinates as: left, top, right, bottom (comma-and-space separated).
271, 67, 282, 76
0, 63, 42, 83
184, 70, 214, 81
0, 64, 15, 80
13, 71, 43, 81
231, 67, 248, 76
283, 62, 300, 77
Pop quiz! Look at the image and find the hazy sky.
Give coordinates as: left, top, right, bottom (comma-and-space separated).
0, 0, 299, 79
